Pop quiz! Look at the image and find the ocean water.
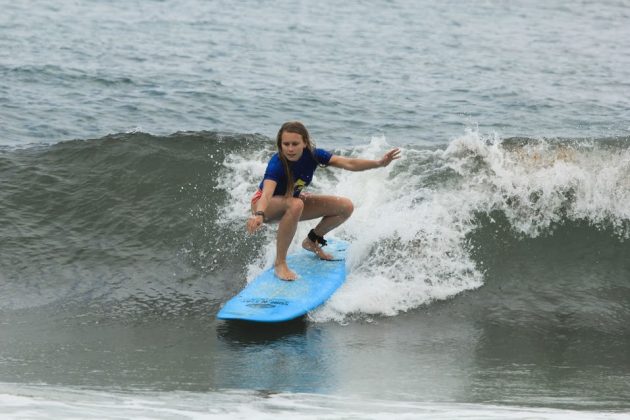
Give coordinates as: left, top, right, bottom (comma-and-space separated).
1, 0, 630, 418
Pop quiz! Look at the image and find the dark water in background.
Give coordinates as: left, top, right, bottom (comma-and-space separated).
1, 0, 629, 146
2, 0, 630, 417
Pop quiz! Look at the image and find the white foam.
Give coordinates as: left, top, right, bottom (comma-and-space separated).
312, 136, 489, 321
0, 383, 626, 420
442, 130, 630, 238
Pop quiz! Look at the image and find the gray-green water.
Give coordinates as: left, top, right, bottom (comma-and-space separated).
2, 0, 629, 147
2, 0, 630, 418
2, 133, 630, 418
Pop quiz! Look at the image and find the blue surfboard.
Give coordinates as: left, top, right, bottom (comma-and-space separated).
217, 239, 348, 322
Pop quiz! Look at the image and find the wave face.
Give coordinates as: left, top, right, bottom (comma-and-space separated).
0, 132, 265, 315
1, 131, 630, 329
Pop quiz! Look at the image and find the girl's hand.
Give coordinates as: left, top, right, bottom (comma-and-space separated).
379, 148, 401, 167
246, 214, 264, 234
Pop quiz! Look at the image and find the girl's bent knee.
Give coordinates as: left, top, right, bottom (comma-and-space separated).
342, 198, 354, 217
287, 197, 304, 216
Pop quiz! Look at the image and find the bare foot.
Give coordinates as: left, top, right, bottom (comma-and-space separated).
274, 261, 298, 281
302, 237, 334, 260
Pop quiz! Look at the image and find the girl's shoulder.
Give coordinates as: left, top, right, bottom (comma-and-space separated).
267, 152, 281, 164
313, 148, 333, 165
264, 153, 283, 173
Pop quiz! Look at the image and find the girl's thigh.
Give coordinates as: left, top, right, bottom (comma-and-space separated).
300, 194, 352, 221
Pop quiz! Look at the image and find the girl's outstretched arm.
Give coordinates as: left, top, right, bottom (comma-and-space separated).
328, 148, 401, 171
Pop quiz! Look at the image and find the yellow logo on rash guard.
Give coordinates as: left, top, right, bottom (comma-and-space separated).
295, 178, 306, 193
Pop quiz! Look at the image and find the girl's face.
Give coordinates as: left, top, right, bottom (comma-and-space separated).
280, 131, 306, 162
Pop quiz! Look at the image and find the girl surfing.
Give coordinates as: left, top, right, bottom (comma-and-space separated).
247, 121, 401, 280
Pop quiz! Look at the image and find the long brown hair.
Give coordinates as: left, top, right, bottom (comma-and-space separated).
276, 121, 316, 197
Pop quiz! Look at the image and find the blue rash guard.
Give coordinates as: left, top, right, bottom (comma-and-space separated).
259, 148, 333, 197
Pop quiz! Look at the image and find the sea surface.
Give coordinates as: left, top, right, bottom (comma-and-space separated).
1, 0, 630, 418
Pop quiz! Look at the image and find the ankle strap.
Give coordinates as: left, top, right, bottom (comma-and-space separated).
308, 229, 327, 246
